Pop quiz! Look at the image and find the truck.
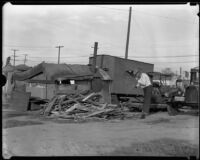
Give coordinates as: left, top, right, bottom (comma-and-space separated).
167, 66, 199, 115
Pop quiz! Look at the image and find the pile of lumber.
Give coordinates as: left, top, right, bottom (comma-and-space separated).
40, 92, 135, 121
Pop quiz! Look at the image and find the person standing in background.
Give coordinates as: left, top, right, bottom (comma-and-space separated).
134, 68, 153, 119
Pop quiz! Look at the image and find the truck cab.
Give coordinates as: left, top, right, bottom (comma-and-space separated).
169, 66, 199, 111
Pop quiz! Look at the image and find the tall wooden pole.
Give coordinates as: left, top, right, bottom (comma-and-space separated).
92, 42, 98, 73
23, 54, 28, 64
56, 46, 64, 64
45, 75, 47, 99
125, 6, 132, 59
11, 49, 18, 66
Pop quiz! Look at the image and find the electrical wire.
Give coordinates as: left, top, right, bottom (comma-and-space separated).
92, 5, 198, 25
128, 54, 199, 58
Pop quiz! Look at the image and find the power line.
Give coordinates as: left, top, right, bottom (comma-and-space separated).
26, 53, 198, 59
4, 45, 91, 52
5, 45, 54, 49
154, 61, 199, 64
129, 54, 199, 58
93, 5, 128, 12
93, 5, 197, 25
10, 58, 23, 62
28, 55, 90, 58
4, 43, 197, 50
132, 10, 197, 24
139, 60, 199, 64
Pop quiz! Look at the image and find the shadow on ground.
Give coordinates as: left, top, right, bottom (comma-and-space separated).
3, 112, 29, 119
102, 138, 199, 157
3, 120, 43, 129
144, 118, 171, 125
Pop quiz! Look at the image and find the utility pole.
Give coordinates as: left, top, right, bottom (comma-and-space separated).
56, 46, 64, 64
23, 54, 28, 65
180, 67, 182, 79
125, 6, 132, 59
11, 49, 19, 66
92, 42, 98, 73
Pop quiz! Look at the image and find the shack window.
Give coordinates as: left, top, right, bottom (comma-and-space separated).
55, 79, 76, 85
61, 79, 70, 84
70, 80, 75, 84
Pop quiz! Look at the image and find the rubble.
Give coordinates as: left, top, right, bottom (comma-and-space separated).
40, 92, 141, 121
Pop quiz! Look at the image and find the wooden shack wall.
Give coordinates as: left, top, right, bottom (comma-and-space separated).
112, 57, 154, 95
26, 83, 56, 99
90, 55, 154, 95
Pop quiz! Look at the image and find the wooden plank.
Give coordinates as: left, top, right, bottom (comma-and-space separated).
58, 114, 75, 119
85, 99, 102, 106
44, 96, 58, 116
107, 104, 118, 108
83, 108, 113, 118
65, 103, 81, 114
62, 99, 79, 105
100, 103, 108, 110
82, 92, 95, 101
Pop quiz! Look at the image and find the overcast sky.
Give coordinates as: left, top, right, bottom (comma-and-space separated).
2, 3, 199, 73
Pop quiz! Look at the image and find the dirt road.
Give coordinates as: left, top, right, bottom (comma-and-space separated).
2, 107, 199, 157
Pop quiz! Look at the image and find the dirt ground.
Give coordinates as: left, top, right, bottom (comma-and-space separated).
2, 103, 199, 158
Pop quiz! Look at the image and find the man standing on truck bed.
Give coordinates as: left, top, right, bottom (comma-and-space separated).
134, 68, 153, 119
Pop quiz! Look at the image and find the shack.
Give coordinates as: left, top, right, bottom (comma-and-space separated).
89, 55, 154, 99
12, 62, 95, 99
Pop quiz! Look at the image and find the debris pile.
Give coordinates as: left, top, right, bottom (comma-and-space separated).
40, 92, 140, 121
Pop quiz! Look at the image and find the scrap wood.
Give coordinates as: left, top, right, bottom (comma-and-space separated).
82, 92, 95, 101
100, 103, 108, 110
107, 104, 118, 108
44, 96, 58, 116
64, 103, 89, 113
58, 114, 75, 119
42, 91, 147, 121
83, 108, 114, 118
82, 92, 102, 102
62, 99, 78, 105
85, 99, 102, 106
58, 95, 67, 112
65, 103, 80, 114
62, 95, 84, 104
69, 109, 88, 115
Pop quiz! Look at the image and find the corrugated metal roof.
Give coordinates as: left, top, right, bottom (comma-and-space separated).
2, 64, 31, 76
12, 62, 94, 81
15, 64, 32, 71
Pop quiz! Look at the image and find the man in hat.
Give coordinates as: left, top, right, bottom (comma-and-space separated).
134, 68, 153, 119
